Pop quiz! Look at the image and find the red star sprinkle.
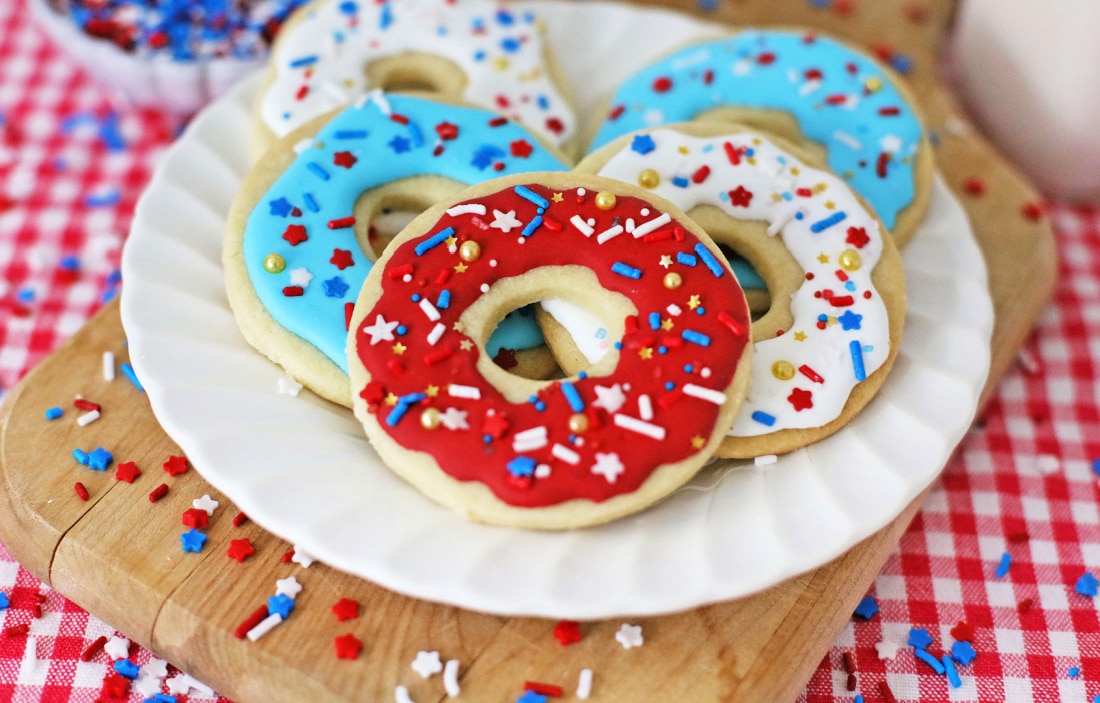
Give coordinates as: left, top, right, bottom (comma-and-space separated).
334, 633, 363, 660
282, 224, 308, 246
281, 549, 295, 563
949, 621, 974, 643
333, 151, 357, 168
492, 347, 518, 370
435, 121, 459, 140
787, 387, 814, 411
332, 597, 360, 622
115, 461, 141, 483
728, 185, 753, 207
510, 139, 533, 158
360, 382, 386, 409
101, 672, 130, 698
482, 410, 510, 440
553, 619, 582, 646
330, 248, 355, 270
182, 508, 209, 529
845, 226, 870, 248
227, 538, 255, 563
163, 455, 189, 476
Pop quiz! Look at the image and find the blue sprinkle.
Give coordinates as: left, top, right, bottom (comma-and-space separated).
521, 216, 542, 236
890, 54, 913, 75
560, 381, 584, 412
59, 255, 80, 271
120, 363, 145, 391
578, 371, 588, 379
838, 309, 862, 331
45, 407, 63, 420
268, 593, 296, 619
0, 593, 8, 610
684, 365, 694, 373
696, 307, 706, 316
681, 330, 711, 347
908, 627, 933, 649
323, 277, 349, 298
415, 227, 455, 256
385, 402, 411, 427
676, 252, 697, 267
516, 692, 547, 703
303, 193, 319, 213
407, 122, 424, 148
611, 262, 642, 279
535, 402, 546, 412
853, 595, 878, 620
269, 197, 294, 217
72, 448, 89, 465
507, 456, 536, 476
995, 551, 1012, 578
289, 55, 318, 68
307, 163, 330, 181
388, 135, 412, 153
401, 392, 427, 404
16, 288, 34, 304
114, 659, 140, 680
180, 529, 207, 553
694, 243, 724, 278
751, 411, 776, 427
501, 37, 521, 53
952, 640, 977, 666
107, 269, 122, 286
854, 698, 864, 703
88, 447, 113, 471
1068, 667, 1080, 678
513, 185, 549, 208
671, 176, 689, 188
471, 144, 504, 169
942, 654, 961, 688
631, 134, 656, 154
437, 290, 451, 309
396, 325, 407, 336
914, 647, 945, 675
664, 382, 674, 390
379, 2, 393, 28
657, 346, 667, 354
1075, 571, 1099, 597
495, 9, 515, 25
152, 696, 178, 703
411, 294, 421, 302
97, 113, 125, 151
335, 129, 368, 139
648, 312, 661, 330
84, 187, 121, 207
810, 211, 848, 233
849, 340, 866, 381
1091, 458, 1100, 477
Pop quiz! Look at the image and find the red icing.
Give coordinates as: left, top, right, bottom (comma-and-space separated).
354, 184, 751, 508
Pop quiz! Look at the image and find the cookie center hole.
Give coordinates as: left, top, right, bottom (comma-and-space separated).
717, 244, 771, 323
484, 303, 565, 381
365, 55, 470, 96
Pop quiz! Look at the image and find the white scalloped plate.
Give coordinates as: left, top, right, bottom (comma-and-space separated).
121, 1, 992, 618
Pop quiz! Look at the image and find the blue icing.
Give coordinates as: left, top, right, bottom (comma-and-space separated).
728, 257, 766, 290
244, 94, 569, 372
486, 305, 544, 358
591, 31, 923, 231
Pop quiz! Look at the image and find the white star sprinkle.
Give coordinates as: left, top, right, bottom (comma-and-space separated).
289, 267, 313, 287
875, 639, 901, 660
490, 209, 522, 233
104, 636, 130, 661
615, 623, 644, 649
411, 650, 443, 678
439, 407, 469, 430
291, 545, 316, 568
165, 675, 192, 696
142, 658, 169, 680
275, 575, 303, 599
592, 384, 626, 413
591, 452, 625, 484
134, 674, 162, 698
192, 494, 219, 516
277, 376, 302, 397
362, 314, 400, 345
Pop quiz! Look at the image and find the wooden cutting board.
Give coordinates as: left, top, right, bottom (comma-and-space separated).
0, 0, 1055, 700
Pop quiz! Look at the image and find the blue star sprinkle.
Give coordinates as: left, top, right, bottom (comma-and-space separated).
323, 276, 349, 298
268, 197, 294, 217
471, 144, 505, 170
180, 529, 207, 553
908, 627, 933, 650
951, 640, 977, 666
853, 595, 878, 620
268, 594, 296, 619
838, 309, 863, 331
87, 447, 114, 471
388, 135, 412, 154
631, 134, 656, 154
1076, 572, 1098, 597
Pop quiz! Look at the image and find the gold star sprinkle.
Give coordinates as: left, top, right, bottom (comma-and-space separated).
391, 342, 407, 355
638, 347, 654, 360
814, 183, 827, 193
551, 192, 564, 203
817, 253, 829, 264
678, 145, 689, 154
459, 339, 473, 351
445, 235, 458, 248
794, 331, 807, 342
687, 294, 701, 310
659, 255, 673, 269
770, 193, 784, 203
824, 200, 836, 210
425, 385, 439, 398
384, 393, 399, 407
660, 318, 674, 331
790, 167, 801, 176
691, 435, 706, 449
453, 262, 468, 273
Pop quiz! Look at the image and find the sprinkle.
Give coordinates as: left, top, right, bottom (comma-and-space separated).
754, 455, 777, 466
73, 398, 100, 411
415, 227, 456, 255
613, 413, 666, 440
717, 311, 745, 336
426, 323, 446, 346
577, 669, 593, 699
149, 483, 169, 502
73, 448, 89, 465
74, 482, 90, 501
443, 660, 461, 697
512, 427, 548, 452
1075, 572, 1098, 597
832, 130, 863, 151
682, 383, 726, 404
681, 330, 711, 347
995, 551, 1012, 578
751, 411, 776, 427
507, 456, 538, 477
596, 224, 624, 244
810, 211, 847, 233
694, 243, 724, 277
676, 252, 697, 266
246, 613, 284, 642
525, 682, 564, 697
306, 163, 330, 181
448, 384, 481, 400
611, 262, 642, 279
394, 685, 416, 703
304, 193, 319, 212
102, 352, 115, 381
45, 407, 63, 420
328, 216, 356, 229
648, 312, 661, 330
570, 215, 595, 236
632, 212, 671, 238
853, 596, 878, 619
799, 365, 824, 383
551, 443, 581, 465
81, 636, 108, 661
638, 394, 654, 420
849, 340, 866, 381
419, 298, 441, 321
521, 216, 543, 236
560, 382, 584, 412
877, 681, 898, 703
77, 410, 101, 426
951, 640, 977, 666
180, 528, 207, 553
120, 363, 144, 391
447, 204, 486, 217
514, 185, 550, 209
335, 129, 368, 139
914, 647, 945, 675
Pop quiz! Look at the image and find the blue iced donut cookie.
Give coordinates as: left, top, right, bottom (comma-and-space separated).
224, 92, 570, 405
590, 30, 932, 246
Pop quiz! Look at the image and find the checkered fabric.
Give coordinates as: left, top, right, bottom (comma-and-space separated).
2, 0, 1099, 700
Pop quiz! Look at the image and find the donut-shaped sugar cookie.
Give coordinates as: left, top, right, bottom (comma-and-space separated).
590, 30, 932, 246
552, 124, 904, 458
255, 0, 576, 155
348, 174, 753, 529
225, 92, 570, 406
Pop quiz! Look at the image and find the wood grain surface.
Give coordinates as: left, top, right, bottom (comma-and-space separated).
0, 1, 1057, 701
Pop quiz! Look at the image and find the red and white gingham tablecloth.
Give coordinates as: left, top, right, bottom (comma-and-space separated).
2, 1, 1099, 701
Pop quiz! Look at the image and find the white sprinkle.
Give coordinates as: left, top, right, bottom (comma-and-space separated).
246, 613, 284, 641
833, 130, 863, 151
419, 298, 441, 321
278, 376, 303, 397
766, 207, 797, 236
754, 454, 778, 466
638, 394, 653, 421
102, 351, 115, 381
292, 138, 312, 154
1017, 348, 1040, 374
577, 188, 586, 196
395, 685, 417, 703
427, 323, 446, 346
402, 274, 413, 283
366, 88, 390, 114
551, 443, 581, 465
480, 283, 490, 293
443, 659, 461, 697
624, 217, 635, 233
104, 636, 130, 660
682, 383, 727, 405
448, 384, 481, 400
613, 413, 666, 440
570, 215, 595, 236
534, 464, 552, 478
513, 426, 548, 452
577, 669, 593, 699
799, 79, 821, 96
446, 203, 486, 217
77, 409, 100, 426
667, 304, 682, 317
193, 494, 220, 515
596, 224, 624, 244
631, 212, 671, 238
275, 575, 303, 599
514, 426, 548, 442
291, 545, 315, 567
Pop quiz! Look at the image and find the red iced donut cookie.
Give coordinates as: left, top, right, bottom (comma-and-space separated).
348, 174, 753, 529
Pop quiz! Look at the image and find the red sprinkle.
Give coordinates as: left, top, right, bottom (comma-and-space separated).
424, 346, 455, 366
542, 216, 563, 232
878, 106, 901, 116
388, 263, 415, 280
524, 681, 563, 697
149, 483, 169, 502
824, 93, 848, 105
950, 621, 975, 642
841, 651, 855, 674
389, 113, 409, 125
74, 398, 101, 412
799, 365, 824, 384
607, 104, 625, 120
281, 550, 295, 563
295, 85, 308, 100
1021, 201, 1045, 221
718, 310, 745, 336
757, 52, 776, 65
4, 624, 29, 637
81, 635, 108, 661
691, 165, 711, 184
283, 286, 304, 297
31, 604, 42, 618
878, 680, 899, 703
876, 152, 890, 178
723, 141, 741, 165
234, 605, 270, 639
345, 302, 355, 331
553, 620, 582, 646
232, 512, 249, 528
846, 673, 857, 691
1017, 598, 1034, 613
74, 482, 90, 501
488, 116, 508, 127
657, 388, 684, 409
652, 76, 673, 93
328, 216, 356, 229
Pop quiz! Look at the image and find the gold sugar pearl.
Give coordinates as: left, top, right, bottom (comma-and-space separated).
638, 169, 660, 189
420, 407, 441, 430
263, 253, 285, 274
865, 77, 883, 93
838, 248, 862, 272
594, 192, 617, 210
459, 240, 481, 263
663, 272, 682, 290
568, 413, 589, 434
771, 360, 796, 381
